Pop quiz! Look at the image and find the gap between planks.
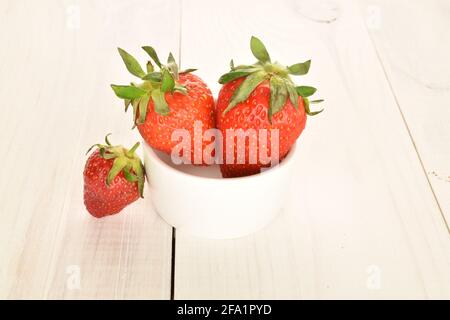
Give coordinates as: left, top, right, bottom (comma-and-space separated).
170, 227, 176, 300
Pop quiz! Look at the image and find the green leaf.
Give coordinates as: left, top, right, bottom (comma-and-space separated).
146, 61, 154, 73
142, 72, 162, 82
117, 48, 145, 78
174, 85, 188, 95
86, 143, 101, 155
131, 98, 140, 128
124, 99, 131, 112
167, 52, 179, 80
179, 68, 197, 74
304, 97, 311, 113
218, 69, 258, 84
288, 60, 311, 75
235, 64, 257, 69
224, 71, 267, 114
98, 146, 116, 160
142, 46, 162, 68
104, 133, 112, 146
102, 152, 117, 160
161, 69, 175, 93
286, 83, 299, 109
138, 95, 150, 124
269, 77, 288, 121
151, 88, 170, 115
250, 36, 271, 63
111, 85, 147, 99
310, 99, 324, 104
131, 160, 145, 197
106, 157, 128, 185
296, 85, 317, 97
123, 166, 138, 183
98, 146, 106, 158
303, 97, 323, 116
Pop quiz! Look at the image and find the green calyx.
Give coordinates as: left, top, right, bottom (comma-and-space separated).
87, 134, 145, 197
219, 36, 324, 121
111, 46, 197, 128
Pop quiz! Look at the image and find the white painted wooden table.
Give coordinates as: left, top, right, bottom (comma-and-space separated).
0, 0, 449, 299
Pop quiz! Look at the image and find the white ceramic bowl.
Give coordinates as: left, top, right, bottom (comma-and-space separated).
143, 142, 298, 239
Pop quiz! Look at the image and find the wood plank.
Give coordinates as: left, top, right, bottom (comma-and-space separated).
359, 0, 450, 226
174, 0, 450, 299
0, 0, 179, 299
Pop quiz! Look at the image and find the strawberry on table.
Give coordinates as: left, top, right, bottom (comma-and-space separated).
216, 36, 324, 178
83, 135, 145, 218
111, 46, 215, 165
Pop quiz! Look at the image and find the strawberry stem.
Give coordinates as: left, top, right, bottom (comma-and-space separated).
219, 36, 324, 118
87, 135, 145, 197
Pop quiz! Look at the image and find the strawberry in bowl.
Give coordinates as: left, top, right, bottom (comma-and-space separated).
111, 46, 215, 165
216, 36, 324, 177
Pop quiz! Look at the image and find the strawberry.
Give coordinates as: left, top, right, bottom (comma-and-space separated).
216, 36, 324, 177
111, 47, 215, 165
83, 135, 145, 218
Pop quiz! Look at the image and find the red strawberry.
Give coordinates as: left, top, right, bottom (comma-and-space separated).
216, 36, 324, 178
111, 47, 215, 165
83, 135, 145, 218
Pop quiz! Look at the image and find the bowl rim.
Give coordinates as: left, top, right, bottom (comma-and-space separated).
143, 141, 298, 182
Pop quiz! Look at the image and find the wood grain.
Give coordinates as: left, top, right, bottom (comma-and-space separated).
360, 0, 450, 226
0, 0, 179, 299
0, 0, 449, 300
174, 0, 450, 299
